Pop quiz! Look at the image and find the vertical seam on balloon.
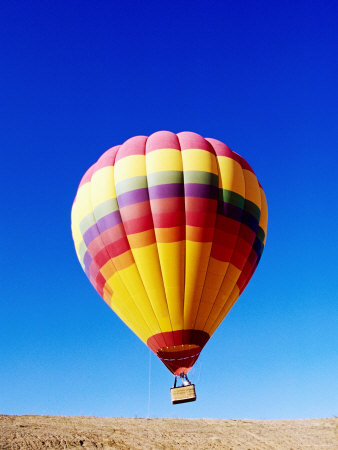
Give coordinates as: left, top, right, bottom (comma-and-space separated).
115, 137, 172, 349
192, 137, 219, 330
178, 135, 186, 336
176, 134, 187, 334
89, 149, 162, 349
206, 167, 262, 335
201, 152, 247, 332
144, 135, 176, 348
157, 133, 186, 337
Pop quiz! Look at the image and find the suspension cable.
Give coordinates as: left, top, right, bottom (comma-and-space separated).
147, 349, 151, 418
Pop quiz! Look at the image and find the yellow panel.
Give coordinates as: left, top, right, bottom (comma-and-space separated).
157, 241, 185, 331
131, 244, 172, 331
71, 184, 93, 256
114, 155, 146, 183
184, 241, 213, 329
181, 148, 218, 330
73, 183, 93, 220
146, 148, 183, 173
113, 264, 162, 336
208, 285, 240, 336
203, 263, 241, 332
182, 149, 218, 174
71, 220, 83, 253
106, 273, 152, 343
243, 169, 261, 207
91, 166, 116, 207
102, 289, 144, 342
146, 147, 184, 331
194, 258, 229, 329
226, 263, 241, 282
216, 156, 245, 197
259, 188, 268, 242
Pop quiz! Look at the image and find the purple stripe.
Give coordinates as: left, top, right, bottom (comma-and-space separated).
116, 182, 218, 208
97, 210, 122, 232
149, 183, 184, 199
218, 202, 243, 222
84, 251, 92, 276
217, 202, 259, 233
184, 183, 218, 199
117, 188, 149, 208
83, 211, 122, 247
83, 225, 99, 246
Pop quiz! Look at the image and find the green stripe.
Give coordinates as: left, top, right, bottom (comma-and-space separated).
147, 171, 182, 187
93, 198, 119, 220
114, 170, 219, 194
219, 189, 245, 210
115, 176, 148, 195
78, 240, 87, 261
256, 226, 266, 244
79, 214, 96, 234
148, 170, 219, 187
219, 188, 261, 220
184, 170, 219, 186
244, 200, 261, 221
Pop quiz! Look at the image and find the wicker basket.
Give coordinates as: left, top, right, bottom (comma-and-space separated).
170, 384, 196, 404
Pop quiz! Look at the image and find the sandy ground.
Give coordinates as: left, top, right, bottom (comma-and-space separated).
0, 415, 337, 449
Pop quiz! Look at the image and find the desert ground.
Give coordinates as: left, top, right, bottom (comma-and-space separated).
0, 415, 337, 449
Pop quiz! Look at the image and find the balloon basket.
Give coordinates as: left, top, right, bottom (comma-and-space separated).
170, 384, 196, 404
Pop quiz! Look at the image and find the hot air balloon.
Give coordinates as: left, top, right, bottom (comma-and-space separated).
71, 131, 267, 404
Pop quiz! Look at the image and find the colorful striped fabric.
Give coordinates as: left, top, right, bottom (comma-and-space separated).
71, 131, 268, 375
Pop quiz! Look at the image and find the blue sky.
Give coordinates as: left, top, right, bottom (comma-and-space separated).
1, 1, 337, 419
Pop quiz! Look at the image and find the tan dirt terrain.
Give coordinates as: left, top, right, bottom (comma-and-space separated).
0, 415, 337, 449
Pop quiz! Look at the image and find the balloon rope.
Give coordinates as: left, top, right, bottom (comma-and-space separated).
147, 349, 151, 418
197, 361, 202, 384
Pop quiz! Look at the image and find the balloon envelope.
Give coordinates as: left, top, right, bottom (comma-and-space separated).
71, 131, 267, 375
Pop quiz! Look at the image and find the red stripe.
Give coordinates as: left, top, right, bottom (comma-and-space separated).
95, 146, 119, 170
79, 164, 96, 188
235, 237, 253, 259
150, 197, 185, 214
185, 196, 217, 212
115, 135, 147, 162
186, 210, 216, 228
89, 261, 100, 280
87, 224, 126, 255
146, 130, 181, 153
122, 214, 154, 235
212, 230, 238, 248
119, 201, 151, 221
232, 151, 255, 173
94, 237, 130, 266
211, 244, 234, 262
147, 329, 210, 375
238, 224, 256, 245
95, 272, 106, 296
147, 329, 209, 352
177, 131, 215, 154
152, 210, 185, 228
231, 252, 247, 271
215, 215, 241, 235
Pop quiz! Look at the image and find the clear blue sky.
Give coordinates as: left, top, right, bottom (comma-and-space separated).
1, 1, 337, 419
